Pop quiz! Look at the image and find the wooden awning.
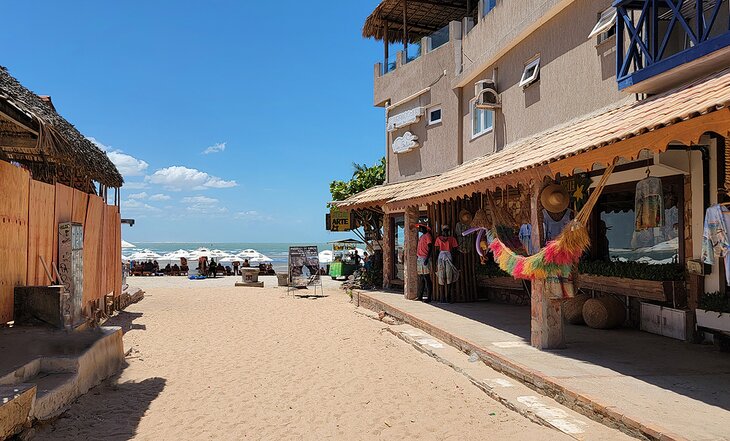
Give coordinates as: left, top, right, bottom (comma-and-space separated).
333, 175, 434, 210
381, 67, 730, 209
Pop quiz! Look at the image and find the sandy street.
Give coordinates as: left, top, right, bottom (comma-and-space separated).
34, 276, 574, 441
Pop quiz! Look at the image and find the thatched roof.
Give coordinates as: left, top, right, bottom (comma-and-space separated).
363, 0, 470, 43
0, 66, 123, 188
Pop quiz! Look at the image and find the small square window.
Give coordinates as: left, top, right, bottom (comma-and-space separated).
589, 7, 617, 41
519, 58, 540, 88
428, 107, 442, 125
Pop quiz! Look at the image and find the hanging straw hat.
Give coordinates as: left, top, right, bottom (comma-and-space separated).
540, 183, 570, 213
470, 208, 491, 229
459, 209, 473, 225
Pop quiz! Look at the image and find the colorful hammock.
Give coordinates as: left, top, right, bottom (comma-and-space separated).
488, 162, 616, 280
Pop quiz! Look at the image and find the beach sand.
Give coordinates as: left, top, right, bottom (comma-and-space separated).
34, 276, 573, 440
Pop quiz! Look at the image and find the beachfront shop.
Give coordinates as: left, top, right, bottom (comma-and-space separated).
0, 67, 124, 328
337, 70, 730, 349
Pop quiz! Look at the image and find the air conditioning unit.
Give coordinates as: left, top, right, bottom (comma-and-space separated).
475, 79, 501, 109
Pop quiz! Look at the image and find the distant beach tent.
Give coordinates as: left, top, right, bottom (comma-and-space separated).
127, 249, 162, 260
188, 248, 211, 258
121, 240, 136, 248
220, 255, 245, 265
237, 249, 272, 264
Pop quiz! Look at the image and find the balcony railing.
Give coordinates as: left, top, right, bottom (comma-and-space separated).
615, 0, 730, 90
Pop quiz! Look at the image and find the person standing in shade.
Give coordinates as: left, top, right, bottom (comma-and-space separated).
209, 259, 217, 278
435, 225, 459, 303
416, 225, 434, 302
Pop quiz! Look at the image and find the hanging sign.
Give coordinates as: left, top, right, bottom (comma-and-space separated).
387, 107, 423, 132
332, 242, 357, 251
328, 208, 353, 231
392, 131, 419, 154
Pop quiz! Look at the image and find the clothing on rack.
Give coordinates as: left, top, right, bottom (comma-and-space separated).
454, 222, 471, 254
543, 209, 572, 242
518, 223, 535, 255
701, 204, 730, 285
635, 176, 664, 231
436, 251, 459, 286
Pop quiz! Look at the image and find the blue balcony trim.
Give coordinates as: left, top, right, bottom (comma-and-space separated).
618, 31, 730, 90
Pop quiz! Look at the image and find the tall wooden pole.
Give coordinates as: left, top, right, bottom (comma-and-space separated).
402, 0, 408, 59
384, 20, 389, 71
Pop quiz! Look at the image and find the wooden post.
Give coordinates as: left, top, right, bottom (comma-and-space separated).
402, 0, 408, 59
382, 213, 393, 289
404, 206, 419, 300
529, 181, 566, 349
384, 20, 389, 71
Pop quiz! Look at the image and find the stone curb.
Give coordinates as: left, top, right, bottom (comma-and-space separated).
356, 291, 691, 441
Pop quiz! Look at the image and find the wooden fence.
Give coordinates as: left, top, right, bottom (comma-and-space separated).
0, 160, 121, 323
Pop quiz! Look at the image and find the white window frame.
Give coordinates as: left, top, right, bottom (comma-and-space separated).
519, 57, 541, 88
427, 106, 442, 125
470, 99, 493, 139
589, 7, 617, 41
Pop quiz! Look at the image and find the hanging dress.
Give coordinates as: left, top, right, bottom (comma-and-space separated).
635, 176, 664, 231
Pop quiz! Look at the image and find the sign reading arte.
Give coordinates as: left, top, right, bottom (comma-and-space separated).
328, 207, 353, 231
392, 131, 419, 154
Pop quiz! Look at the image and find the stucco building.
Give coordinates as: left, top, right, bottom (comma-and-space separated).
337, 0, 730, 350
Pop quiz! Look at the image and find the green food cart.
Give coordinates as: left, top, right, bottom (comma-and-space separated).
328, 239, 363, 279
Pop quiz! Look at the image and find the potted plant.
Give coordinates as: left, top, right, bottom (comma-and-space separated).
696, 292, 730, 333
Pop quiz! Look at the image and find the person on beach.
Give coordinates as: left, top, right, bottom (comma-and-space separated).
232, 260, 240, 275
199, 256, 207, 276
242, 259, 250, 268
209, 259, 217, 278
435, 225, 459, 303
416, 224, 434, 303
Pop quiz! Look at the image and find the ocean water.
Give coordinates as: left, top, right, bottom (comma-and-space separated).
126, 242, 330, 272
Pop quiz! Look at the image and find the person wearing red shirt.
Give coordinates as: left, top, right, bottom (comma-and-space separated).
416, 225, 433, 302
435, 225, 460, 303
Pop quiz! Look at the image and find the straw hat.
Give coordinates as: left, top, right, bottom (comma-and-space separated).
458, 209, 473, 225
540, 183, 570, 213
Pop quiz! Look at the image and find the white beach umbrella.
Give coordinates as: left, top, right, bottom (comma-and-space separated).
208, 249, 229, 258
188, 247, 211, 258
237, 249, 260, 259
220, 255, 245, 264
121, 254, 131, 262
127, 249, 162, 260
249, 254, 273, 264
318, 250, 333, 264
121, 240, 136, 248
166, 249, 191, 258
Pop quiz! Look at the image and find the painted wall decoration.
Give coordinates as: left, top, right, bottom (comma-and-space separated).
392, 131, 419, 154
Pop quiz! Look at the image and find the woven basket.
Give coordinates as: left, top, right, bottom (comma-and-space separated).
563, 294, 590, 325
582, 296, 625, 329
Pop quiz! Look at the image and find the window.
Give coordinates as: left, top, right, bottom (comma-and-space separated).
589, 7, 617, 42
519, 57, 540, 88
471, 100, 493, 138
483, 0, 496, 16
428, 107, 442, 125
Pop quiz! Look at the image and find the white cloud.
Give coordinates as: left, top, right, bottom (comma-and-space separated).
148, 193, 171, 201
89, 137, 149, 177
121, 199, 160, 212
146, 166, 237, 191
128, 192, 148, 200
202, 142, 226, 155
182, 196, 218, 205
234, 210, 273, 221
187, 204, 229, 214
123, 181, 148, 190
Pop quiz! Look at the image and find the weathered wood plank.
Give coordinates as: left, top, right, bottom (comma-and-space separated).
27, 180, 55, 285
0, 160, 30, 322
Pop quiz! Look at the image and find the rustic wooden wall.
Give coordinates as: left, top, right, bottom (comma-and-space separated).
0, 159, 122, 323
27, 180, 56, 285
0, 161, 30, 322
83, 195, 104, 304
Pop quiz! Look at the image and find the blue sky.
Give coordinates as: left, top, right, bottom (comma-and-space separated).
3, 1, 385, 243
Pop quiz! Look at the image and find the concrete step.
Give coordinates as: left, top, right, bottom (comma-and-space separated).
0, 384, 36, 440
30, 372, 78, 421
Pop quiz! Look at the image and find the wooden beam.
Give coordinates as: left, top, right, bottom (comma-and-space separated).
0, 100, 39, 135
403, 0, 409, 55
0, 133, 37, 149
